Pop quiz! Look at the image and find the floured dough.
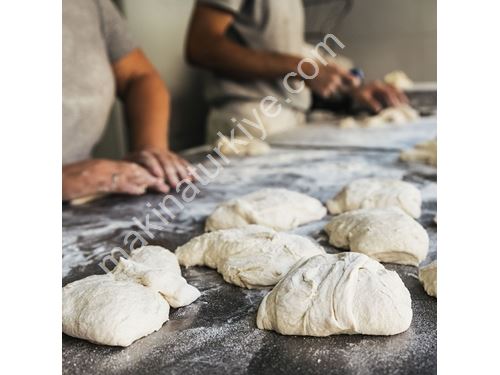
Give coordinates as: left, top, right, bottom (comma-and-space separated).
176, 225, 325, 288
216, 136, 270, 156
205, 188, 327, 232
327, 178, 422, 218
384, 70, 414, 90
62, 246, 200, 346
324, 207, 429, 266
257, 253, 412, 336
400, 138, 437, 167
419, 260, 437, 297
338, 105, 419, 128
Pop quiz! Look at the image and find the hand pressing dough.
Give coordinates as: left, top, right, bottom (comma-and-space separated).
216, 136, 271, 156
327, 178, 422, 218
205, 188, 327, 232
324, 207, 428, 266
176, 225, 325, 288
257, 253, 412, 336
400, 138, 437, 167
384, 70, 414, 90
62, 246, 200, 346
338, 105, 419, 128
419, 260, 437, 297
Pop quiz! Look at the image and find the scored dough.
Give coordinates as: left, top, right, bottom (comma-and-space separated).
324, 207, 429, 266
327, 178, 422, 218
216, 136, 271, 156
205, 188, 327, 232
176, 225, 325, 289
400, 138, 437, 167
257, 253, 412, 336
419, 260, 437, 297
62, 246, 200, 346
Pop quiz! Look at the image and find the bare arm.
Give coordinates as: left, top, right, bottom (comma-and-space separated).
185, 4, 358, 97
113, 49, 191, 188
186, 4, 301, 80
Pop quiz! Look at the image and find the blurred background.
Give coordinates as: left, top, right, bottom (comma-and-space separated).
94, 0, 436, 158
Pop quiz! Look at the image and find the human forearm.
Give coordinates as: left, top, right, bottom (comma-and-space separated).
123, 72, 170, 151
187, 35, 301, 80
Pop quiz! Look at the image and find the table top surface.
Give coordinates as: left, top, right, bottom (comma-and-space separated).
62, 119, 437, 375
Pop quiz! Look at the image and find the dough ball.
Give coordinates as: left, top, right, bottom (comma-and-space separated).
327, 178, 422, 218
400, 138, 437, 166
338, 116, 358, 128
205, 188, 327, 232
62, 246, 200, 346
257, 253, 412, 336
419, 260, 437, 297
216, 136, 270, 156
324, 207, 429, 266
384, 70, 414, 90
112, 246, 201, 308
62, 275, 170, 347
176, 225, 325, 289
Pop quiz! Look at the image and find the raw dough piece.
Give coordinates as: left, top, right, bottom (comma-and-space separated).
62, 246, 200, 346
384, 70, 414, 90
327, 178, 422, 218
257, 253, 412, 336
419, 260, 437, 297
205, 188, 327, 232
324, 207, 429, 266
337, 105, 419, 128
112, 246, 201, 308
176, 225, 325, 288
400, 138, 437, 167
62, 275, 170, 347
216, 136, 270, 156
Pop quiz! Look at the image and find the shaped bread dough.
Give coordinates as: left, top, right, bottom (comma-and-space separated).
327, 178, 422, 218
112, 246, 201, 308
216, 136, 271, 156
324, 207, 428, 266
419, 260, 437, 297
62, 246, 200, 346
400, 138, 437, 167
62, 275, 170, 347
205, 188, 327, 232
176, 225, 325, 288
338, 105, 419, 128
384, 70, 414, 90
257, 253, 412, 336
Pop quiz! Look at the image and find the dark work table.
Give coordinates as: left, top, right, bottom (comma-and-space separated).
63, 118, 437, 375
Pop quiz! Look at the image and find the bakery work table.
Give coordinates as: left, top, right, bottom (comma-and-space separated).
63, 118, 437, 375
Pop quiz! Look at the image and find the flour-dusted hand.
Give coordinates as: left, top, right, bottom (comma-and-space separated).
127, 147, 192, 189
352, 80, 409, 112
62, 159, 164, 201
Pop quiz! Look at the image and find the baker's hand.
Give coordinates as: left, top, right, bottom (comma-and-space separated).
126, 147, 192, 189
351, 80, 409, 113
62, 159, 164, 201
304, 62, 361, 98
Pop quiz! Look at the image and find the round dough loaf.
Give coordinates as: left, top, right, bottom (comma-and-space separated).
216, 137, 271, 156
327, 178, 422, 218
400, 138, 437, 167
62, 275, 170, 347
257, 253, 412, 336
419, 260, 437, 297
176, 225, 325, 288
62, 246, 200, 346
205, 188, 327, 232
324, 207, 428, 266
